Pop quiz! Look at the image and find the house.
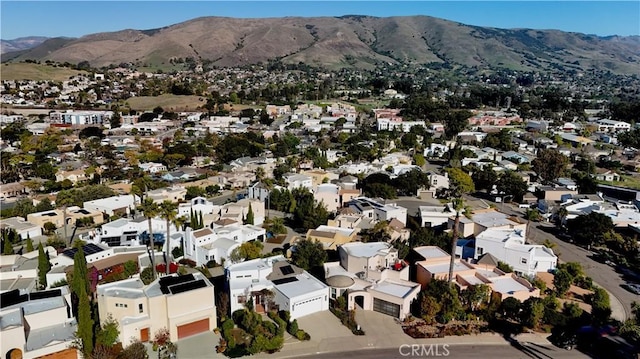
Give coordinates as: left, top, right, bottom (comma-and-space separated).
84, 194, 140, 217
147, 186, 187, 203
220, 199, 266, 226
323, 242, 420, 320
474, 228, 557, 277
314, 183, 341, 213
27, 206, 104, 231
425, 171, 450, 190
304, 225, 359, 250
300, 169, 340, 188
0, 217, 41, 240
595, 169, 621, 182
139, 162, 167, 174
347, 197, 408, 226
97, 272, 216, 345
55, 169, 89, 184
419, 204, 455, 228
283, 173, 313, 191
414, 246, 540, 302
596, 119, 631, 132
178, 196, 220, 218
537, 186, 578, 202
555, 178, 578, 191
86, 217, 177, 247
0, 182, 27, 198
226, 255, 329, 320
248, 181, 271, 202
1, 287, 79, 359
183, 225, 265, 266
449, 208, 526, 238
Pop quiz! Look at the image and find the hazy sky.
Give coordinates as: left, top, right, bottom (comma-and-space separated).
1, 1, 639, 40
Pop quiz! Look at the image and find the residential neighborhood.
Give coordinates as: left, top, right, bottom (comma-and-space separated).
2, 6, 640, 359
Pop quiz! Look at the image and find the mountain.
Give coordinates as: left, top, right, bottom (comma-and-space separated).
0, 36, 49, 54
2, 16, 639, 74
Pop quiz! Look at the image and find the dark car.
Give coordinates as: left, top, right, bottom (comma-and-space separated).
622, 283, 640, 295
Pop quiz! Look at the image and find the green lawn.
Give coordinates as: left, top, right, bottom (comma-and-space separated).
598, 174, 640, 190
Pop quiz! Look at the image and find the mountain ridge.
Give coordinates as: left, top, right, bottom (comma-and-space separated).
2, 15, 639, 74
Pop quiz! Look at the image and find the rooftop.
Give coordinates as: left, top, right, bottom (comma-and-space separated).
341, 241, 393, 258
413, 246, 449, 260
489, 276, 531, 294
370, 279, 420, 299
273, 273, 328, 299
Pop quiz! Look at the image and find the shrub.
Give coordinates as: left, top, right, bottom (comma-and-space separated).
295, 330, 311, 341
178, 258, 196, 267
287, 319, 299, 336
222, 319, 234, 332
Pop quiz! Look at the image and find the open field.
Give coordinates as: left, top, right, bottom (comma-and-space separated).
124, 94, 206, 111
0, 63, 87, 81
599, 175, 640, 190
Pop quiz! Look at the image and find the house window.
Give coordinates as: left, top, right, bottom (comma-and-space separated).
477, 247, 484, 255
139, 304, 143, 313
238, 295, 247, 304
521, 258, 528, 264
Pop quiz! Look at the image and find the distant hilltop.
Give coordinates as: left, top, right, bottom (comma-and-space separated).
2, 16, 639, 74
1, 36, 49, 54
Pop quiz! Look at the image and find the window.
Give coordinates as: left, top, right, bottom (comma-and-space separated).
139, 304, 143, 313
238, 295, 247, 304
477, 247, 484, 255
521, 258, 528, 264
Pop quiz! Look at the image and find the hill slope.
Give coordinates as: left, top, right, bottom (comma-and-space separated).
0, 36, 49, 54
3, 16, 639, 74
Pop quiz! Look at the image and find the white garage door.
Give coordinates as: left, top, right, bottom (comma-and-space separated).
292, 296, 324, 318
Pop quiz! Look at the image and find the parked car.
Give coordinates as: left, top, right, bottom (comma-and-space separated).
621, 283, 640, 295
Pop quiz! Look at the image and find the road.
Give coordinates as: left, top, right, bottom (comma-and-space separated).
291, 344, 589, 359
495, 201, 638, 321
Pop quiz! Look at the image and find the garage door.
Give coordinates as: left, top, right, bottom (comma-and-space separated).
292, 296, 324, 317
177, 318, 209, 339
373, 298, 400, 318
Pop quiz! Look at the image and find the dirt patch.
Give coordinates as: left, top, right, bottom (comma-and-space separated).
266, 235, 286, 244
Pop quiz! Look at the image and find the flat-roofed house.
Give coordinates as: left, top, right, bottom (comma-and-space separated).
1, 287, 80, 359
305, 225, 359, 250
323, 242, 419, 320
84, 194, 140, 217
97, 272, 216, 345
226, 255, 329, 319
0, 217, 41, 240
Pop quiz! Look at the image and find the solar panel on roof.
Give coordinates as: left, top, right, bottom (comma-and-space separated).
279, 265, 294, 275
159, 274, 195, 294
272, 277, 298, 285
1, 289, 28, 309
169, 279, 207, 295
29, 289, 62, 300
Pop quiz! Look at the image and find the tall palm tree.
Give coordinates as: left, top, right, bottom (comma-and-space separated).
159, 201, 178, 275
448, 198, 466, 285
137, 198, 159, 280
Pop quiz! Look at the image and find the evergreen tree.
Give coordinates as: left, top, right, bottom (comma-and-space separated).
37, 243, 50, 289
190, 209, 195, 229
3, 236, 14, 255
26, 234, 34, 252
71, 241, 94, 356
245, 205, 255, 225
198, 211, 204, 229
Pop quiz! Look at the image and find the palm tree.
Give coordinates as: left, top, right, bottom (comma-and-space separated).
448, 198, 466, 285
159, 201, 178, 275
137, 198, 159, 280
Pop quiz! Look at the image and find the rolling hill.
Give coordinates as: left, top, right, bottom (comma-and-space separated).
2, 16, 639, 74
0, 36, 49, 54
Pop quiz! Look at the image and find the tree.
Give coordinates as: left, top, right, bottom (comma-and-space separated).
137, 198, 159, 279
461, 284, 491, 312
419, 294, 441, 324
522, 297, 544, 329
35, 197, 54, 212
37, 243, 50, 289
159, 201, 178, 275
245, 205, 255, 225
71, 241, 93, 356
566, 212, 614, 247
293, 190, 328, 230
496, 171, 528, 202
448, 198, 465, 285
185, 186, 206, 200
590, 287, 611, 325
472, 166, 498, 193
553, 268, 572, 297
118, 340, 148, 359
532, 149, 568, 183
96, 314, 120, 348
497, 261, 513, 273
3, 235, 14, 255
500, 297, 522, 320
229, 241, 264, 263
291, 238, 327, 271
26, 234, 34, 252
445, 167, 475, 195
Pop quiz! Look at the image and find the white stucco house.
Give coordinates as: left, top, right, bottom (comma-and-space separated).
226, 255, 329, 320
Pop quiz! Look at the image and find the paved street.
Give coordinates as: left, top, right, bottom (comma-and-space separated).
297, 344, 589, 359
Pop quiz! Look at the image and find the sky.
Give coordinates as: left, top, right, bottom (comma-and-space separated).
1, 1, 639, 40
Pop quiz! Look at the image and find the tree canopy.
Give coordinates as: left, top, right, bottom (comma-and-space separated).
532, 149, 568, 183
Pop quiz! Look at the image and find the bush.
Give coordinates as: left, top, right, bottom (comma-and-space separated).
295, 330, 311, 341
178, 258, 196, 267
222, 319, 235, 332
